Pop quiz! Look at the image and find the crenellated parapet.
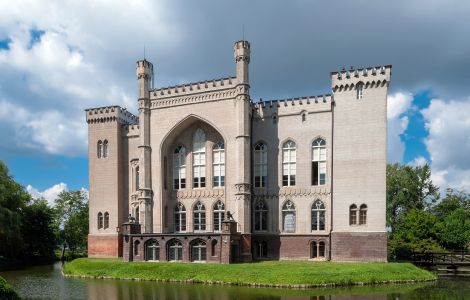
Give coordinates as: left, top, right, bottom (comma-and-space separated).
151, 76, 236, 99
252, 94, 333, 120
85, 106, 139, 125
331, 65, 391, 92
123, 124, 140, 137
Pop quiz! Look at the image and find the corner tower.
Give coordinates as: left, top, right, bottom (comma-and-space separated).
136, 59, 154, 233
234, 40, 250, 84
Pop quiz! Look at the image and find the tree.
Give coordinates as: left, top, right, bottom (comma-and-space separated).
388, 209, 444, 260
0, 161, 30, 258
54, 191, 88, 253
21, 199, 57, 259
386, 163, 439, 232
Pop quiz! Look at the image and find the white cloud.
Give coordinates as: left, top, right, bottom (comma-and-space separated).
27, 182, 68, 206
387, 92, 413, 163
409, 155, 428, 167
421, 98, 470, 192
27, 183, 89, 206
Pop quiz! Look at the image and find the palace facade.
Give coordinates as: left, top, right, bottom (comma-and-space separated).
85, 40, 391, 263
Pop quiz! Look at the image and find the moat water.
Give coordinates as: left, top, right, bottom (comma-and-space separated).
1, 262, 469, 300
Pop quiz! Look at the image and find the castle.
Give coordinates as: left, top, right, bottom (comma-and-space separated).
85, 40, 391, 263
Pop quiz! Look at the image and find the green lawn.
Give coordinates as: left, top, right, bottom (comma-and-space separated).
63, 258, 436, 287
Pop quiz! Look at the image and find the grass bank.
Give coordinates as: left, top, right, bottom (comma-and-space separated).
0, 276, 20, 300
63, 258, 436, 288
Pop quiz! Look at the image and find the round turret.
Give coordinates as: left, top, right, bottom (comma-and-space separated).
234, 40, 250, 84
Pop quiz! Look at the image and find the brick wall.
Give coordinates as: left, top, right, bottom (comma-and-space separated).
331, 232, 387, 262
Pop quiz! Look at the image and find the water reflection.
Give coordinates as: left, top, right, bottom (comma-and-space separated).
0, 262, 469, 300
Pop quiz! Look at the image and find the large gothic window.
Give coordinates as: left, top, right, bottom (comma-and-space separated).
191, 240, 207, 262
282, 200, 296, 233
145, 239, 160, 261
254, 143, 267, 188
213, 200, 225, 232
173, 146, 186, 190
168, 239, 183, 261
254, 200, 268, 231
212, 142, 225, 187
193, 201, 206, 231
174, 203, 186, 232
311, 200, 326, 231
312, 138, 326, 186
192, 129, 206, 188
282, 141, 296, 186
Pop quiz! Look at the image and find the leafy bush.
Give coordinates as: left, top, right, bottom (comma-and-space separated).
0, 276, 20, 300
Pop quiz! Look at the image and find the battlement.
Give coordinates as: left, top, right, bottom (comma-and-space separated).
123, 124, 140, 137
252, 94, 333, 119
331, 65, 392, 91
85, 106, 139, 125
150, 76, 236, 100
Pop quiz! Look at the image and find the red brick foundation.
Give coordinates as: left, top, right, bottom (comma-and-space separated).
88, 234, 122, 258
330, 232, 387, 262
252, 234, 330, 260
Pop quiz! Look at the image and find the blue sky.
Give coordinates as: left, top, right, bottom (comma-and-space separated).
1, 0, 470, 202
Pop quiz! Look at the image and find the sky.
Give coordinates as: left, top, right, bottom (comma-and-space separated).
1, 0, 470, 204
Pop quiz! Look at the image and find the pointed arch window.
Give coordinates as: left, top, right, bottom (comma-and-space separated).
97, 140, 103, 158
173, 146, 186, 190
191, 240, 207, 262
174, 203, 186, 232
311, 200, 326, 231
135, 206, 140, 224
310, 241, 317, 258
192, 129, 206, 188
254, 200, 268, 231
349, 204, 358, 225
134, 240, 140, 256
282, 141, 296, 186
212, 142, 225, 187
211, 239, 217, 256
193, 201, 206, 231
102, 140, 108, 158
359, 204, 367, 225
254, 143, 267, 188
97, 212, 103, 229
104, 212, 109, 229
145, 240, 160, 261
312, 138, 326, 186
213, 200, 225, 232
282, 200, 296, 233
168, 240, 183, 261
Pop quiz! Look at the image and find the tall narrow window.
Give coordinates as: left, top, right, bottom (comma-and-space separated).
102, 140, 108, 158
135, 166, 140, 191
168, 239, 183, 261
359, 204, 368, 225
212, 142, 225, 187
97, 212, 103, 229
310, 241, 317, 258
311, 200, 326, 231
164, 205, 168, 228
97, 140, 103, 158
319, 241, 325, 257
145, 240, 159, 261
282, 141, 296, 186
356, 82, 364, 99
163, 156, 168, 190
282, 200, 296, 233
213, 200, 225, 232
192, 129, 206, 188
191, 240, 207, 262
193, 201, 206, 231
349, 204, 358, 225
174, 203, 186, 232
254, 200, 268, 231
211, 240, 217, 256
104, 212, 109, 229
254, 143, 267, 188
312, 138, 326, 186
173, 146, 186, 190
